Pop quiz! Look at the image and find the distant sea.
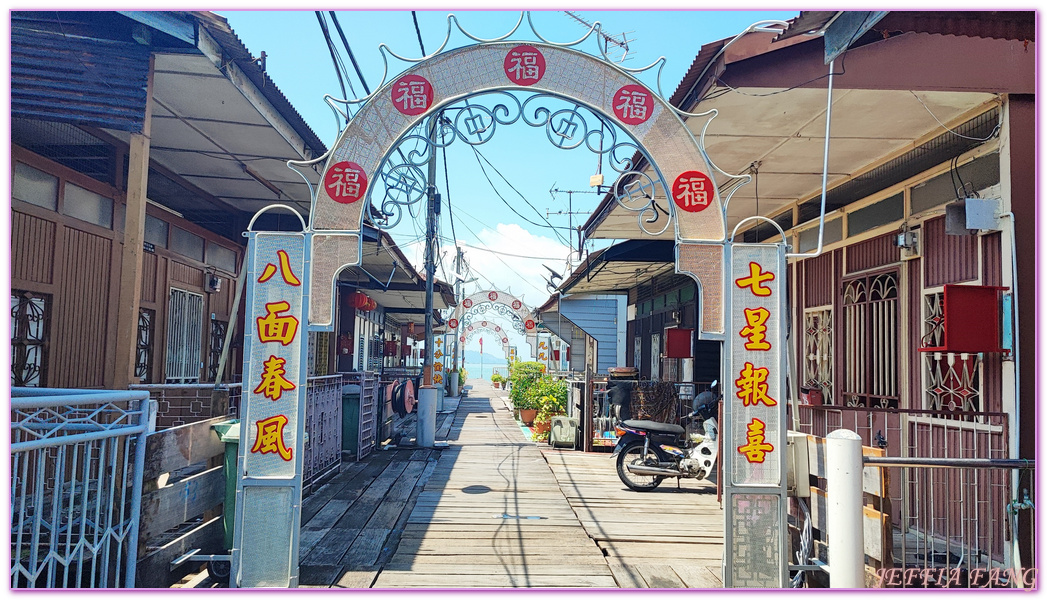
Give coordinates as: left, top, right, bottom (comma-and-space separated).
462, 362, 509, 381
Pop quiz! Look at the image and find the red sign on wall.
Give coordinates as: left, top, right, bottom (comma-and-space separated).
324, 161, 368, 204
391, 74, 434, 116
504, 45, 546, 86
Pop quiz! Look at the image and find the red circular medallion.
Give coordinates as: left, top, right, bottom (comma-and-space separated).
463, 298, 473, 309
671, 170, 715, 213
612, 84, 655, 126
502, 337, 508, 344
503, 45, 546, 86
448, 319, 459, 329
511, 299, 522, 310
488, 291, 499, 302
525, 319, 536, 330
460, 336, 466, 343
481, 320, 488, 327
390, 74, 434, 116
324, 161, 368, 204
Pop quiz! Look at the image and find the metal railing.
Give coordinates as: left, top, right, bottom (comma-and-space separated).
128, 383, 242, 429
796, 405, 1021, 585
10, 388, 155, 588
303, 375, 342, 486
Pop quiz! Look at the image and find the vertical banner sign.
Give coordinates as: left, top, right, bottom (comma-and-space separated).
433, 336, 444, 385
232, 232, 308, 588
723, 243, 787, 588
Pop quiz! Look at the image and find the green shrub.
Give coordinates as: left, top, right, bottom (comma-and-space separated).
491, 372, 505, 384
509, 361, 545, 409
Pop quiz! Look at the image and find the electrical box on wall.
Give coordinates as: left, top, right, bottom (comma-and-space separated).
918, 284, 1009, 354
664, 328, 693, 359
206, 274, 221, 293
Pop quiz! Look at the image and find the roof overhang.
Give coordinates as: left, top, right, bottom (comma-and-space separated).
101, 12, 327, 231
555, 239, 676, 297
584, 12, 1031, 243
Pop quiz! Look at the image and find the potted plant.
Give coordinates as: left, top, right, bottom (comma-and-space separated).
534, 393, 567, 437
491, 372, 504, 389
515, 395, 540, 425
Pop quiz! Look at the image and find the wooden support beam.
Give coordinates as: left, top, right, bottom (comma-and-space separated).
113, 54, 155, 387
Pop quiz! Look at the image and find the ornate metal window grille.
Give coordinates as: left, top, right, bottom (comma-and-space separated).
922, 292, 982, 415
841, 271, 899, 408
370, 92, 671, 237
135, 308, 155, 382
208, 318, 228, 382
11, 290, 50, 387
165, 288, 203, 383
802, 308, 833, 405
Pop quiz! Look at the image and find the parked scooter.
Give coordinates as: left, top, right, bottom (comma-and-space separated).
611, 381, 720, 491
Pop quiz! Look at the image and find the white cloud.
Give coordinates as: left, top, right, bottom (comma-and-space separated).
400, 222, 574, 360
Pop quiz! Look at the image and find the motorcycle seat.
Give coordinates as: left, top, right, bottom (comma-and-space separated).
620, 419, 685, 436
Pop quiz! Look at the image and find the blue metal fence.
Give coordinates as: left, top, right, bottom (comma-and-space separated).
10, 388, 154, 588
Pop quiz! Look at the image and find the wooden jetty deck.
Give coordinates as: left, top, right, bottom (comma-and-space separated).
182, 380, 724, 588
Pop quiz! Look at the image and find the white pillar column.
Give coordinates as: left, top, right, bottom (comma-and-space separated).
826, 429, 865, 588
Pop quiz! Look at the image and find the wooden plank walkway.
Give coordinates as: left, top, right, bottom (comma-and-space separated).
372, 388, 616, 588
185, 381, 724, 588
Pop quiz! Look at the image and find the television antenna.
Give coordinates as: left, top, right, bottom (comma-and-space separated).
563, 11, 635, 63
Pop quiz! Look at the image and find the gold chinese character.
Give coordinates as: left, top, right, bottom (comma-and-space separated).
250, 414, 293, 461
735, 262, 774, 297
256, 301, 299, 346
739, 307, 772, 351
737, 418, 774, 463
253, 355, 295, 401
735, 362, 776, 407
257, 250, 301, 286
434, 362, 443, 372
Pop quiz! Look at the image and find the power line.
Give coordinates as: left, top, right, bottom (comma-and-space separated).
470, 146, 573, 245
411, 11, 427, 56
328, 11, 371, 95
314, 12, 348, 111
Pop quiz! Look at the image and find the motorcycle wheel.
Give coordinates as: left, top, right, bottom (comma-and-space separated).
616, 441, 664, 491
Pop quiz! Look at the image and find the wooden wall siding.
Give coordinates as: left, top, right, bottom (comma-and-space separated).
53, 228, 113, 388
803, 251, 834, 307
12, 211, 56, 285
907, 260, 922, 411
140, 252, 158, 304
846, 233, 898, 274
981, 232, 1003, 414
923, 216, 978, 287
170, 261, 203, 288
212, 273, 234, 320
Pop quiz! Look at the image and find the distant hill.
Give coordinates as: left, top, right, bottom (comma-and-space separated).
462, 350, 508, 364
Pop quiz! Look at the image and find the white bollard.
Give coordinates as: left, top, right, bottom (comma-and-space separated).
416, 386, 437, 448
826, 429, 865, 588
437, 386, 445, 412
449, 371, 459, 397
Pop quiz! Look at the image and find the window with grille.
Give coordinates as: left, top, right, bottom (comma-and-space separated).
135, 308, 154, 383
802, 308, 833, 405
166, 288, 203, 383
922, 291, 982, 415
11, 290, 50, 387
841, 271, 899, 407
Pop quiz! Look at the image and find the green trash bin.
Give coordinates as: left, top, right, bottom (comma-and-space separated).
212, 420, 241, 551
342, 385, 361, 455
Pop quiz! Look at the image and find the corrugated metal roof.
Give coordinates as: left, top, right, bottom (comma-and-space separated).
777, 11, 1035, 43
11, 13, 151, 132
190, 11, 327, 158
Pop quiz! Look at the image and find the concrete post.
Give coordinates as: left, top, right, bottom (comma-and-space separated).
826, 429, 865, 588
449, 371, 459, 397
417, 386, 437, 447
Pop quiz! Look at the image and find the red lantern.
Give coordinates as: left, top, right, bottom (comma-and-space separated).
347, 291, 369, 309
365, 297, 378, 311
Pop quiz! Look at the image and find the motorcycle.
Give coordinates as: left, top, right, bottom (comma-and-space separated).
611, 381, 720, 491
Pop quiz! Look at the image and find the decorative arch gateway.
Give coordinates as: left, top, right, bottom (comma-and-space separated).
446, 290, 540, 354
461, 321, 511, 359
233, 13, 789, 589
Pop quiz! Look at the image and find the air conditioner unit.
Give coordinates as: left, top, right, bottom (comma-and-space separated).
550, 416, 579, 449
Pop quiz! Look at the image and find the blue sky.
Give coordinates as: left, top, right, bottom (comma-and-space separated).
221, 9, 797, 359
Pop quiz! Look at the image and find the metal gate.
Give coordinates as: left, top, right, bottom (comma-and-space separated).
165, 288, 203, 383
10, 388, 154, 588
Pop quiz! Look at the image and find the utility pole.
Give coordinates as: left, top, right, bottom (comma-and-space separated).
550, 185, 605, 260
452, 246, 463, 371
418, 113, 441, 447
